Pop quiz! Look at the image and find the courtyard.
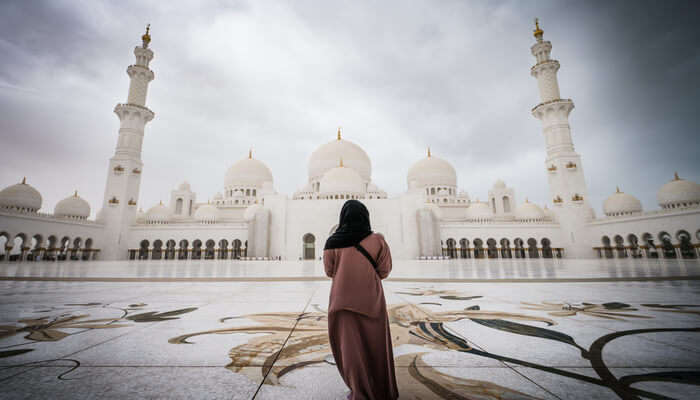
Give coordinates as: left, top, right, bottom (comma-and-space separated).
1, 258, 698, 399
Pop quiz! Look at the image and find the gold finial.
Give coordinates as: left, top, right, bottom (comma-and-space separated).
616, 186, 621, 193
525, 197, 529, 203
337, 126, 342, 140
533, 18, 543, 39
674, 171, 680, 181
141, 24, 151, 47
21, 176, 26, 184
339, 157, 344, 167
427, 147, 431, 158
74, 190, 78, 197
248, 148, 252, 159
159, 200, 163, 205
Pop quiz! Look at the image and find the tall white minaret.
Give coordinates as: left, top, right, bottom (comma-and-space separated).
530, 19, 594, 257
99, 26, 155, 260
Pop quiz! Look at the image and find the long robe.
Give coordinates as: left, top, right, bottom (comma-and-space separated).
324, 233, 399, 400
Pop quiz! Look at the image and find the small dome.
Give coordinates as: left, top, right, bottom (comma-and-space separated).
407, 151, 457, 188
244, 204, 263, 221
178, 181, 191, 191
657, 173, 700, 209
319, 163, 365, 195
604, 187, 642, 216
466, 201, 493, 221
225, 154, 273, 188
514, 200, 545, 221
309, 132, 371, 183
146, 202, 171, 223
493, 179, 506, 189
194, 203, 219, 223
0, 178, 42, 212
54, 191, 90, 219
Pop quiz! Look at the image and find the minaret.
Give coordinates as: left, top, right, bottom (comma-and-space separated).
99, 26, 155, 260
530, 19, 593, 257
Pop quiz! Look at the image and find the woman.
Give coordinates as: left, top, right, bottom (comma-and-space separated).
324, 200, 399, 400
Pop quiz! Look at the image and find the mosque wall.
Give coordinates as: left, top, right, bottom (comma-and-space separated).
587, 209, 700, 251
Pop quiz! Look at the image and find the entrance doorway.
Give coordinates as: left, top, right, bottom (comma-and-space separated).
303, 233, 315, 260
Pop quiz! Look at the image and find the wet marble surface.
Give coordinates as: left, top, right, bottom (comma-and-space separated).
0, 259, 699, 399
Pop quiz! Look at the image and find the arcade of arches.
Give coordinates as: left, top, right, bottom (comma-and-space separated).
0, 232, 98, 262
129, 238, 247, 260
441, 237, 562, 259
594, 230, 700, 259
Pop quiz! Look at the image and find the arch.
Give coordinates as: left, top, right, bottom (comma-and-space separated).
473, 238, 484, 259
192, 240, 203, 260
446, 238, 457, 258
0, 232, 10, 261
491, 198, 496, 214
486, 238, 498, 259
658, 231, 676, 259
503, 196, 511, 213
175, 198, 183, 214
642, 233, 658, 258
83, 238, 93, 261
152, 239, 163, 260
232, 239, 242, 259
68, 237, 82, 260
204, 239, 216, 260
459, 238, 469, 258
676, 230, 695, 259
218, 239, 229, 259
178, 239, 189, 260
303, 233, 315, 260
601, 236, 613, 258
9, 233, 27, 261
527, 238, 539, 258
59, 236, 70, 261
45, 235, 57, 261
139, 239, 150, 260
514, 238, 525, 259
627, 234, 640, 258
541, 238, 553, 258
29, 234, 43, 261
614, 235, 626, 258
500, 238, 512, 258
165, 239, 176, 260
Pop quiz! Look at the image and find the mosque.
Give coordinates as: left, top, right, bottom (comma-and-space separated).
1, 22, 699, 262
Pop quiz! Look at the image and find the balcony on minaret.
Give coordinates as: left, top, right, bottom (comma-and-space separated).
547, 164, 557, 173
565, 161, 577, 171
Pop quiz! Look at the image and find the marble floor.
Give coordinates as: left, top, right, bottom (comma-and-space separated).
1, 259, 699, 399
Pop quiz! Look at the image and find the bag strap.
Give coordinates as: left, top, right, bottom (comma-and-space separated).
354, 243, 378, 271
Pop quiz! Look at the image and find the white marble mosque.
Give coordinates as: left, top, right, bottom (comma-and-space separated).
1, 21, 699, 263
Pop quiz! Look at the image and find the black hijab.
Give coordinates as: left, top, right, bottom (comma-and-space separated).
324, 200, 373, 250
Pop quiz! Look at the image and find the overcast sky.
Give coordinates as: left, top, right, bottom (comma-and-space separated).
1, 0, 699, 218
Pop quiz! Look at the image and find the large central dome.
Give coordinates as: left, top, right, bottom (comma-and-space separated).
308, 130, 371, 183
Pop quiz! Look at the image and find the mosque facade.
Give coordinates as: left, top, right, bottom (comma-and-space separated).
1, 22, 699, 262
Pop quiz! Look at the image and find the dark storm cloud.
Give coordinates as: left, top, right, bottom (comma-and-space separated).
0, 0, 698, 217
